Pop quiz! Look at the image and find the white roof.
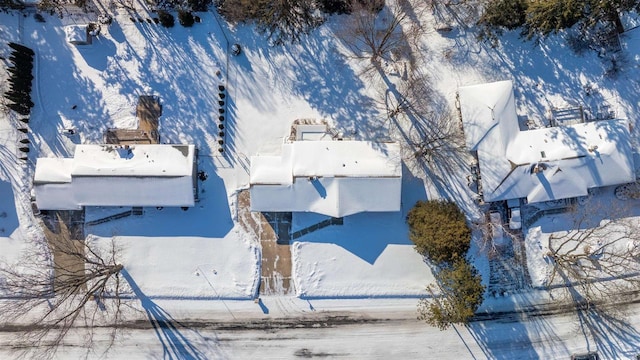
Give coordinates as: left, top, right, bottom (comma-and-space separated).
459, 80, 635, 203
72, 144, 193, 177
250, 141, 401, 217
34, 158, 73, 183
249, 146, 294, 185
458, 80, 518, 152
65, 25, 87, 44
34, 145, 196, 210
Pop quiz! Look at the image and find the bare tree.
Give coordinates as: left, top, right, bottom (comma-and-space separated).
471, 213, 520, 257
427, 0, 485, 29
403, 111, 465, 167
337, 0, 426, 72
381, 69, 467, 176
545, 200, 640, 307
0, 216, 126, 359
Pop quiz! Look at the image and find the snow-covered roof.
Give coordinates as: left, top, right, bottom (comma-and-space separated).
65, 25, 88, 44
34, 144, 196, 210
72, 144, 193, 177
459, 80, 635, 203
250, 141, 401, 217
34, 158, 73, 183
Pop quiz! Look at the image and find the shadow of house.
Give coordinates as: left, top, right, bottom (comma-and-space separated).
0, 180, 20, 236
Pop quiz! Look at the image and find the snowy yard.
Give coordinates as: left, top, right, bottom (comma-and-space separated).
525, 188, 640, 288
292, 212, 433, 298
0, 8, 438, 300
0, 0, 639, 334
89, 233, 260, 299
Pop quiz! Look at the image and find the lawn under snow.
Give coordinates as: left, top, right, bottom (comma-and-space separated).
525, 189, 640, 288
290, 209, 437, 298
1, 0, 640, 306
4, 4, 640, 359
89, 232, 260, 299
0, 8, 439, 299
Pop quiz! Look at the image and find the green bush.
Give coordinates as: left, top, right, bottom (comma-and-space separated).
418, 260, 485, 330
178, 10, 195, 27
478, 0, 527, 31
158, 10, 175, 28
477, 0, 526, 43
406, 200, 471, 264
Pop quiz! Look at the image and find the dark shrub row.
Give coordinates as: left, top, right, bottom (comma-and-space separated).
4, 43, 35, 116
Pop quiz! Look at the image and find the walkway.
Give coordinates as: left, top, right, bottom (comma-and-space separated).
41, 210, 86, 292
488, 233, 531, 297
290, 217, 343, 240
237, 191, 294, 295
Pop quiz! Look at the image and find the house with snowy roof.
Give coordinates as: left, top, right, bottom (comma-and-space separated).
33, 144, 196, 210
458, 80, 635, 204
65, 25, 90, 45
249, 140, 402, 218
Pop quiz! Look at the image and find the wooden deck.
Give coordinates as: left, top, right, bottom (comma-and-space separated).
104, 95, 161, 144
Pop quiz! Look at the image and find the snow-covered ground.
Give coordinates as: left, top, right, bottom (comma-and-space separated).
2, 296, 640, 359
0, 2, 640, 358
1, 0, 639, 298
90, 233, 260, 299
525, 188, 640, 288
0, 7, 442, 300
292, 211, 433, 298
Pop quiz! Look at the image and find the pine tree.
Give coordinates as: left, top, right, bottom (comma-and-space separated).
406, 200, 471, 265
477, 0, 527, 42
525, 0, 640, 36
418, 260, 485, 330
524, 0, 585, 37
218, 0, 323, 45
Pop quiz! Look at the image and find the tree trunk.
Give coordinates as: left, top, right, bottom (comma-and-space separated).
611, 10, 625, 34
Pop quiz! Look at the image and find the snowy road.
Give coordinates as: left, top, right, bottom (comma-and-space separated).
1, 299, 639, 359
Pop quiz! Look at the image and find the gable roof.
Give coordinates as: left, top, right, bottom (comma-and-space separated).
34, 144, 196, 210
459, 80, 635, 203
250, 141, 401, 217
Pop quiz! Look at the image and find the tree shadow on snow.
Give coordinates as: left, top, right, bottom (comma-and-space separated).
573, 304, 640, 359
23, 15, 112, 157
121, 269, 223, 360
465, 295, 567, 359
